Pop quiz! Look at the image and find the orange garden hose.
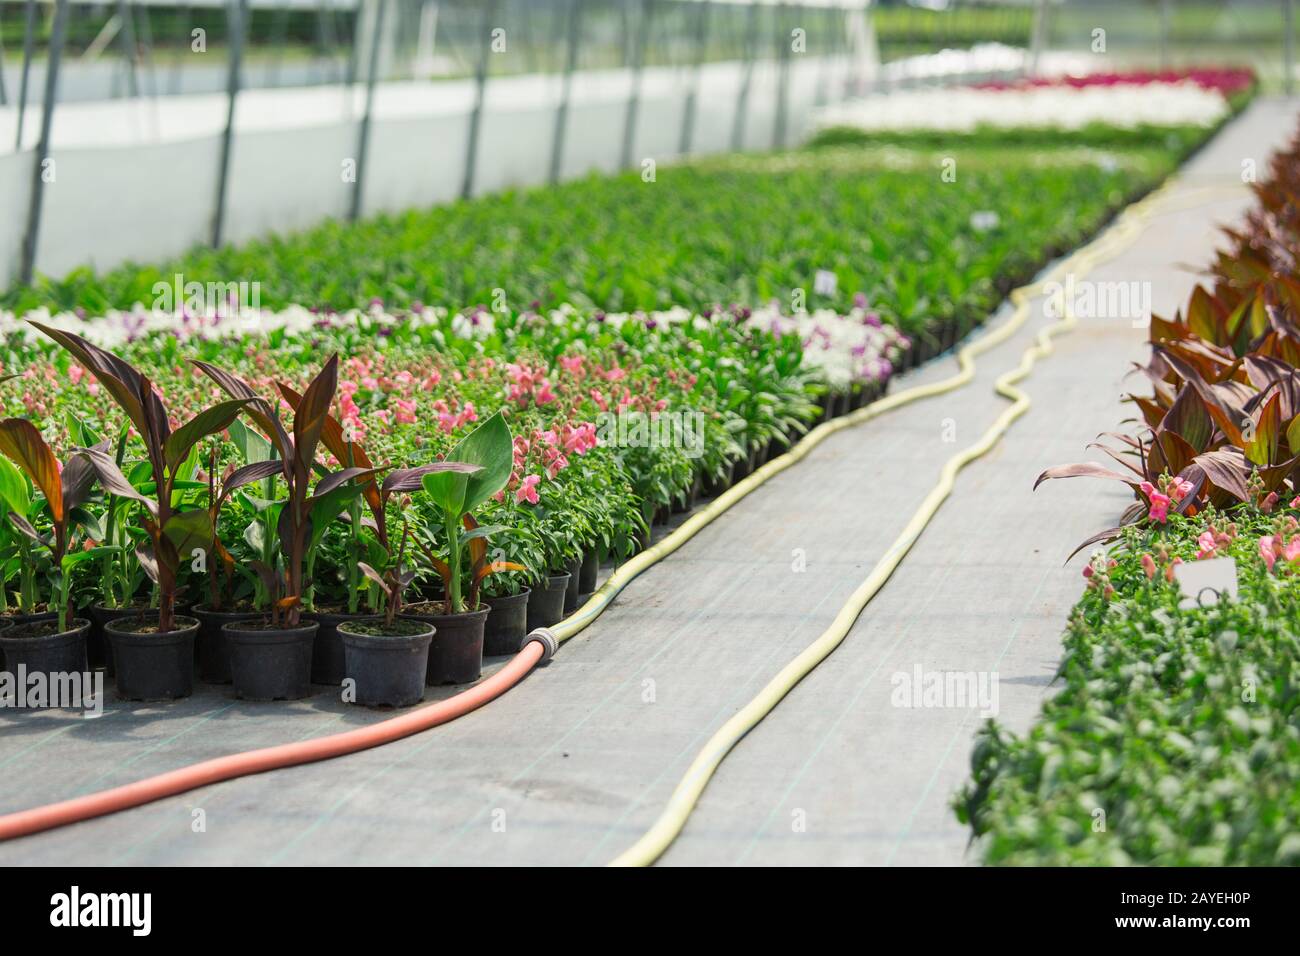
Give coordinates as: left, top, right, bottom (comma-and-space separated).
0, 638, 548, 840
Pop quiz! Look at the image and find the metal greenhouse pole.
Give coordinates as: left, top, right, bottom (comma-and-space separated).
212, 0, 246, 247
679, 0, 711, 155
731, 0, 760, 151
351, 0, 388, 220
117, 0, 142, 97
620, 0, 654, 170
549, 0, 585, 184
461, 0, 499, 199
15, 0, 36, 150
19, 0, 68, 286
1286, 0, 1295, 97
773, 2, 792, 148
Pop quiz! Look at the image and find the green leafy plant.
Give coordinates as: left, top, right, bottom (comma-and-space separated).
193, 354, 379, 628
417, 412, 523, 615
0, 419, 107, 632
29, 322, 254, 633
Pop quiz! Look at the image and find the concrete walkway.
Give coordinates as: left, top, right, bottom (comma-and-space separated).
0, 98, 1295, 866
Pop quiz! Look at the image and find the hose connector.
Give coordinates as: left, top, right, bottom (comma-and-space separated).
525, 628, 558, 664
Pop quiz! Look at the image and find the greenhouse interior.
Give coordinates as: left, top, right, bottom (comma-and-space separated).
0, 0, 1295, 911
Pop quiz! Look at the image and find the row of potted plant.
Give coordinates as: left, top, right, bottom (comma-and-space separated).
956, 121, 1300, 864
0, 295, 903, 707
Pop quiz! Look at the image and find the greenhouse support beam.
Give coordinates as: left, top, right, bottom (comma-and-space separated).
730, 0, 759, 151
350, 0, 387, 221
19, 0, 68, 286
620, 0, 654, 171
1028, 0, 1048, 77
211, 0, 246, 248
15, 0, 36, 150
1287, 0, 1295, 97
117, 0, 141, 98
461, 0, 498, 199
679, 0, 710, 155
549, 0, 585, 184
773, 2, 791, 149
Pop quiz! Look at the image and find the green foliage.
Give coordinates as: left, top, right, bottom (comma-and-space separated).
3, 145, 1175, 336
956, 512, 1300, 866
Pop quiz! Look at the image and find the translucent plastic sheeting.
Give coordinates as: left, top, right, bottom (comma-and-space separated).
3, 54, 844, 287
0, 151, 34, 287
34, 136, 223, 283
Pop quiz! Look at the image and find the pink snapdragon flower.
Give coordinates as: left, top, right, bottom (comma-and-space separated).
1139, 481, 1171, 523
515, 475, 541, 505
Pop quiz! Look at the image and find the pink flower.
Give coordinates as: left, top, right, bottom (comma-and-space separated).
1196, 531, 1218, 560
515, 474, 541, 505
1141, 554, 1157, 579
546, 454, 569, 480
69, 365, 84, 385
1165, 557, 1183, 583
1169, 477, 1194, 503
1140, 481, 1171, 523
1260, 535, 1279, 571
1291, 495, 1300, 509
393, 399, 418, 425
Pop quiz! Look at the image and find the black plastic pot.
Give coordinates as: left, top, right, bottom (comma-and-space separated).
191, 604, 259, 684
303, 609, 369, 686
402, 604, 489, 685
526, 573, 570, 630
338, 618, 434, 707
483, 588, 531, 656
563, 555, 582, 613
224, 620, 318, 701
578, 547, 599, 594
107, 614, 198, 701
0, 619, 90, 697
701, 470, 730, 498
0, 610, 55, 671
88, 603, 149, 675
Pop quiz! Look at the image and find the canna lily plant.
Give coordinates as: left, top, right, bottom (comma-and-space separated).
0, 419, 107, 633
417, 411, 525, 615
277, 380, 456, 614
193, 354, 385, 628
30, 322, 256, 633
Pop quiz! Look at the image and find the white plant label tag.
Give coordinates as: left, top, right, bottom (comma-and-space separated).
813, 270, 838, 296
1173, 556, 1238, 610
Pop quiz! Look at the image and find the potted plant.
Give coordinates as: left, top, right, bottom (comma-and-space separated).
0, 448, 57, 656
191, 439, 280, 682
338, 511, 435, 708
81, 426, 151, 674
30, 322, 256, 700
407, 412, 524, 684
0, 418, 106, 683
194, 353, 379, 700
277, 380, 447, 685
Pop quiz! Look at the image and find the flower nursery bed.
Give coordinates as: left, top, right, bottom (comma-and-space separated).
0, 117, 1222, 711
955, 123, 1300, 866
812, 68, 1256, 142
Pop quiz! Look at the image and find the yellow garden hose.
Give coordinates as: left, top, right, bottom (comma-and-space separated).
604, 179, 1245, 867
